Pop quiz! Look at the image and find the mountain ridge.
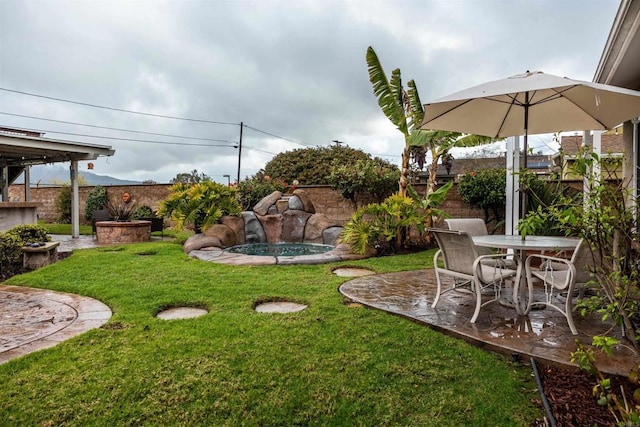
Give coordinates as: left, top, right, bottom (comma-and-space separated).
18, 165, 143, 186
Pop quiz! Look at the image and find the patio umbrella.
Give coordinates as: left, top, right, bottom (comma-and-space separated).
420, 70, 640, 230
420, 70, 640, 164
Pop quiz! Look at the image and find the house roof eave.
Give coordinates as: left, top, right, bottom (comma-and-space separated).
594, 0, 640, 90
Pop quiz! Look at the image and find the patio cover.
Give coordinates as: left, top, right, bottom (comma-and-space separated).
0, 128, 115, 237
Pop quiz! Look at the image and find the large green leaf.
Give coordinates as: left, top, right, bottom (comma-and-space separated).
406, 79, 424, 132
366, 46, 408, 136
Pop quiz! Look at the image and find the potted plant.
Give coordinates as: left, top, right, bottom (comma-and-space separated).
107, 194, 137, 222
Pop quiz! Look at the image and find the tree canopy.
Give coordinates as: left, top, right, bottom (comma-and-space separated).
263, 145, 386, 185
170, 169, 211, 184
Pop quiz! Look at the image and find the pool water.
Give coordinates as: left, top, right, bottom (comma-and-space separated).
225, 243, 334, 257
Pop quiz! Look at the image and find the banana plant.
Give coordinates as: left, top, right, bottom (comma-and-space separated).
366, 46, 493, 196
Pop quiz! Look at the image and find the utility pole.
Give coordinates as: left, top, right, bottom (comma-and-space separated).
237, 122, 243, 184
332, 139, 344, 146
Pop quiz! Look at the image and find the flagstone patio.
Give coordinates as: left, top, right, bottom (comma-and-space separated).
339, 269, 639, 376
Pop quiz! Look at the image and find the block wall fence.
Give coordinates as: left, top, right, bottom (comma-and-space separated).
8, 183, 490, 226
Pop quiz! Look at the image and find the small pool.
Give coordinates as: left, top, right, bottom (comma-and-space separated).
225, 243, 334, 257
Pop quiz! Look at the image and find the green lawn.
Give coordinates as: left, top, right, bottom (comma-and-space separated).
1, 242, 542, 425
39, 222, 94, 235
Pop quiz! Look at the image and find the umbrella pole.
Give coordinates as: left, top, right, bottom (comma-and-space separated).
520, 94, 530, 237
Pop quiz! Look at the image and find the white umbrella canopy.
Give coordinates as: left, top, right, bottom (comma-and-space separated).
421, 71, 640, 235
420, 71, 640, 139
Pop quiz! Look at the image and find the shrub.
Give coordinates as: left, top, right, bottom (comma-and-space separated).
0, 224, 50, 278
517, 171, 581, 236
157, 180, 241, 232
236, 173, 288, 210
107, 195, 137, 221
0, 232, 22, 278
84, 185, 108, 220
458, 168, 506, 225
8, 224, 50, 244
131, 205, 155, 220
340, 194, 428, 255
56, 185, 72, 223
263, 145, 373, 185
327, 158, 399, 207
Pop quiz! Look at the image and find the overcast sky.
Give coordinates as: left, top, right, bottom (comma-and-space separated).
0, 0, 620, 184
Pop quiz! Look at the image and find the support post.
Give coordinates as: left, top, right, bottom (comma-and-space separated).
505, 136, 520, 236
24, 166, 31, 201
632, 118, 639, 223
237, 122, 243, 184
1, 165, 8, 201
70, 161, 80, 238
582, 131, 598, 210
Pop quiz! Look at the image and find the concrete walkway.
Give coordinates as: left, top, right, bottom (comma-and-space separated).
0, 284, 111, 364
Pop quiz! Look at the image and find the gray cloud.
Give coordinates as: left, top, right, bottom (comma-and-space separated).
0, 0, 619, 183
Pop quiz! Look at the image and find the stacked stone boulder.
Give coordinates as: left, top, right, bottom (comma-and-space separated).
183, 190, 344, 253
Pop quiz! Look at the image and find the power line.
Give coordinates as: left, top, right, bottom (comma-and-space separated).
0, 88, 321, 149
15, 126, 238, 148
243, 123, 315, 147
0, 111, 237, 144
242, 144, 279, 156
0, 87, 239, 126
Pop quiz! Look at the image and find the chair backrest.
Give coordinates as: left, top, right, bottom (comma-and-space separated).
430, 228, 479, 276
445, 218, 492, 256
92, 209, 111, 222
444, 218, 489, 236
150, 217, 164, 233
91, 209, 111, 232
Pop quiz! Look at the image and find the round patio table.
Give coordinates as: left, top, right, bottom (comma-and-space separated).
472, 235, 580, 314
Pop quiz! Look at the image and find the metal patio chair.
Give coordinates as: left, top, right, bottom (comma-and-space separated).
430, 228, 520, 323
445, 218, 516, 267
91, 209, 111, 236
524, 239, 594, 335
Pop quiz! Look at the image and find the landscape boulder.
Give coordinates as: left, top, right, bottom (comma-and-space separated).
292, 189, 315, 213
183, 234, 223, 254
281, 210, 312, 243
322, 226, 344, 246
304, 214, 340, 243
256, 214, 283, 243
203, 224, 237, 247
220, 216, 245, 245
287, 195, 304, 211
253, 191, 282, 216
243, 211, 267, 244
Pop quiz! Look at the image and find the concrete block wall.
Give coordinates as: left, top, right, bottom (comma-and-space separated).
9, 184, 172, 224
9, 183, 487, 225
